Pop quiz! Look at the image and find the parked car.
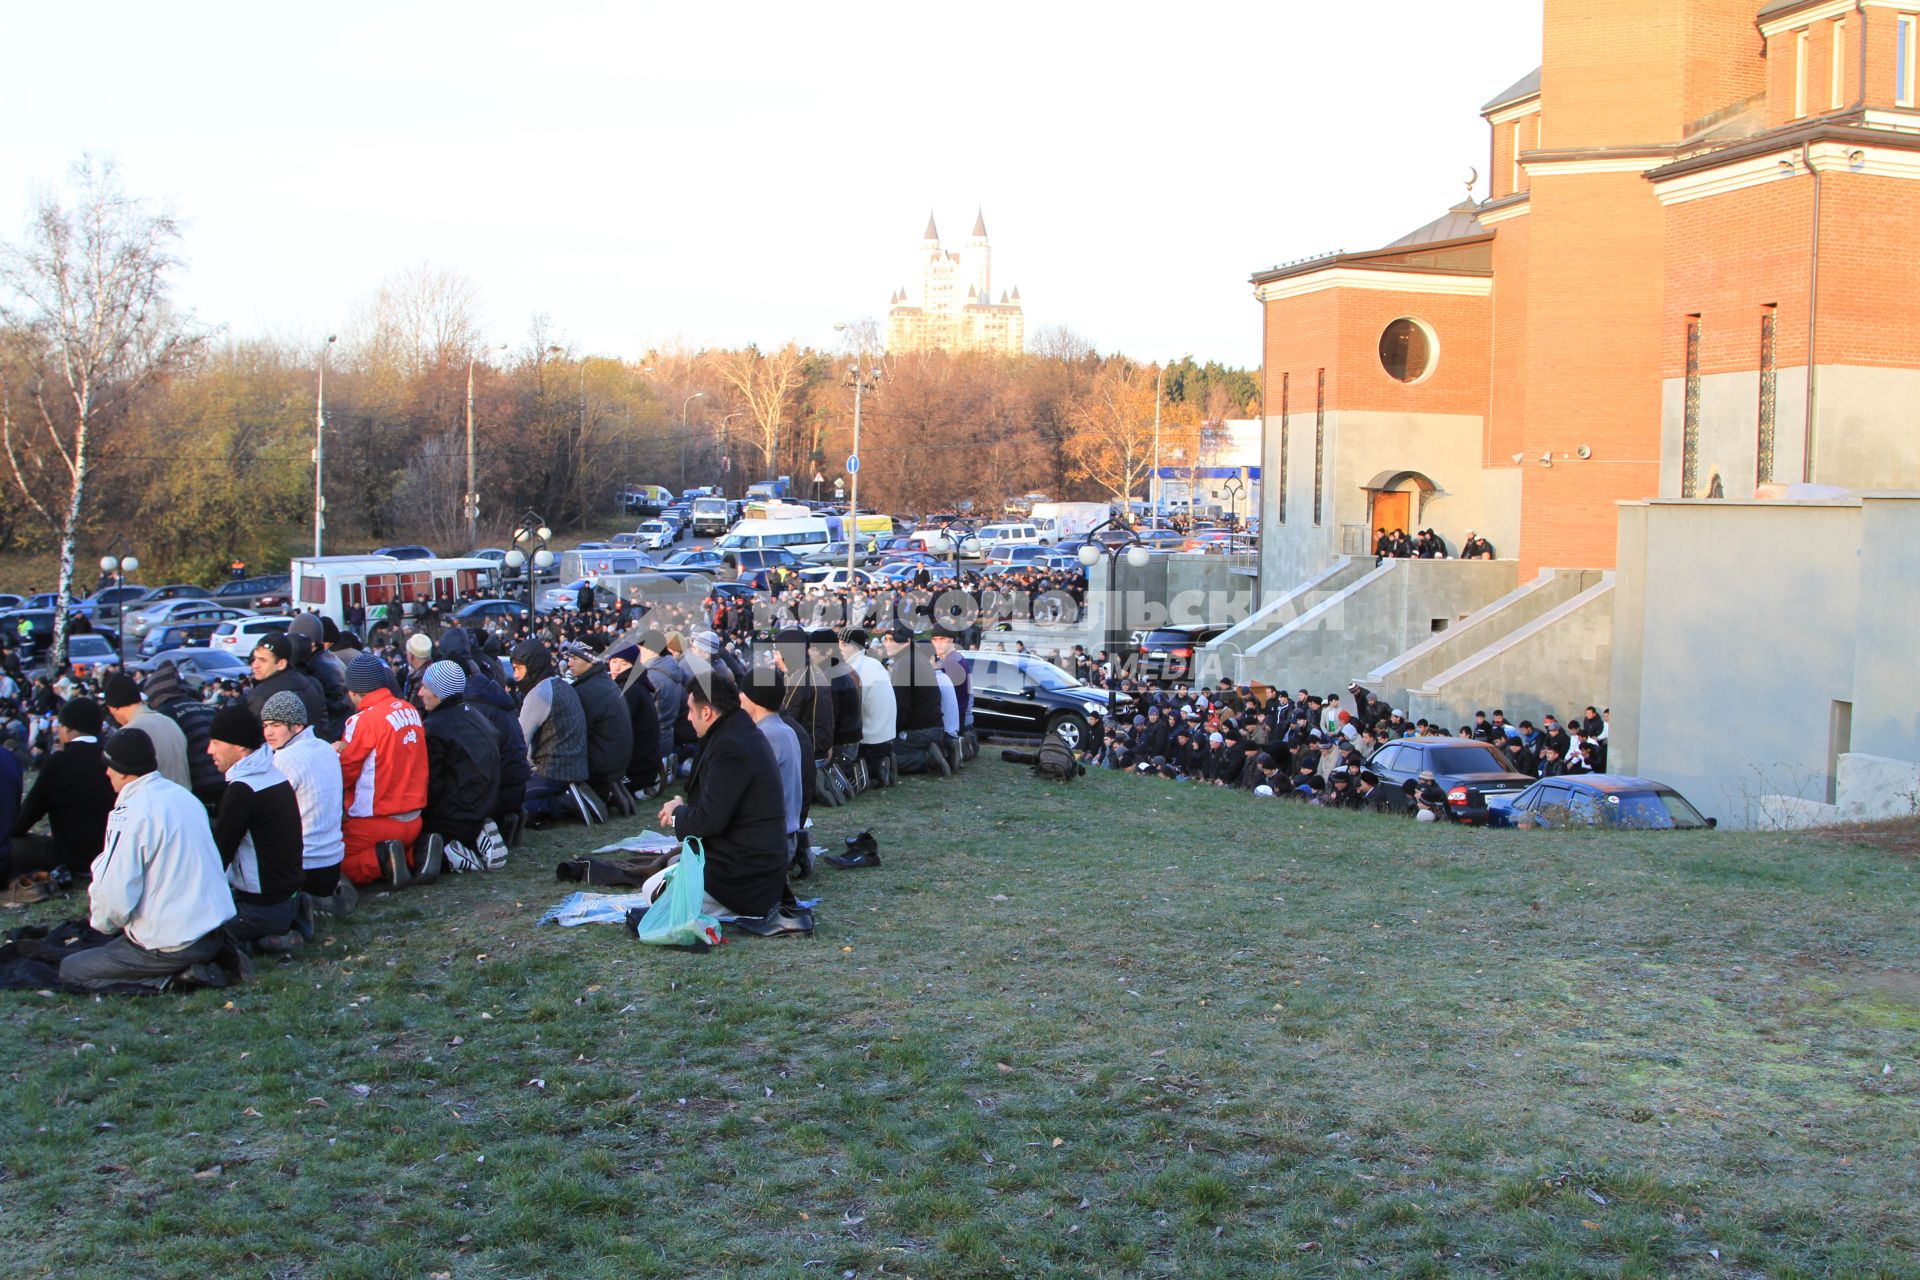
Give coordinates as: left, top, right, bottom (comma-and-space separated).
125, 583, 213, 609
370, 544, 436, 561
796, 565, 880, 590
957, 650, 1131, 751
538, 579, 609, 613
129, 647, 252, 692
0, 594, 23, 611
634, 520, 676, 551
125, 599, 254, 640
1486, 775, 1717, 830
1133, 625, 1232, 685
0, 609, 109, 660
721, 547, 806, 588
985, 544, 1055, 569
138, 619, 233, 656
62, 633, 122, 678
1030, 551, 1085, 572
879, 560, 958, 583
452, 598, 532, 627
210, 615, 293, 654
213, 574, 292, 610
72, 584, 150, 623
656, 548, 730, 581
1365, 736, 1536, 825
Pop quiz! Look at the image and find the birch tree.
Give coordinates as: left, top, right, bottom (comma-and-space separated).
0, 159, 201, 666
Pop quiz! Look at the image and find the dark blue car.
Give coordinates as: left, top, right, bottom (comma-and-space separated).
1486, 774, 1715, 830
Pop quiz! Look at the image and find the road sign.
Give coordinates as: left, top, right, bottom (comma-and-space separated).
834, 477, 845, 494
845, 455, 860, 474
812, 472, 825, 484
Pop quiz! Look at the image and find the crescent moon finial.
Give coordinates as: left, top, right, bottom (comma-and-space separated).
1466, 167, 1480, 196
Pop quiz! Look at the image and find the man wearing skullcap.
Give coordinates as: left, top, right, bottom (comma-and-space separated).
260, 689, 347, 919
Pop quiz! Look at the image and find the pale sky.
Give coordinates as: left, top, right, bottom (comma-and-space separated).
1, 1, 1542, 369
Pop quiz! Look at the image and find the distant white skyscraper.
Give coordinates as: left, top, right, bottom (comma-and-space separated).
886, 209, 1024, 355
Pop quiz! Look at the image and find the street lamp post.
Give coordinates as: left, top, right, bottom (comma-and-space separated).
1149, 367, 1164, 533
466, 343, 507, 551
680, 391, 706, 495
1221, 474, 1246, 554
719, 412, 745, 497
314, 334, 335, 557
99, 538, 139, 670
1078, 525, 1151, 659
842, 360, 881, 579
501, 513, 554, 621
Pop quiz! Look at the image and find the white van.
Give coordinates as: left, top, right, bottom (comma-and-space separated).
718, 517, 834, 554
971, 522, 1051, 556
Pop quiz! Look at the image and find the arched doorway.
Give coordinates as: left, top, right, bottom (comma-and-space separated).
1361, 469, 1439, 537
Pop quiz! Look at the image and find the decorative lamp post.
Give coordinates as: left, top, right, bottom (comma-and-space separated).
99, 540, 140, 669
501, 513, 554, 620
1077, 526, 1150, 657
314, 334, 335, 557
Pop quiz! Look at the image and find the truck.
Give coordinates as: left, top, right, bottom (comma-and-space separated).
690, 495, 732, 535
745, 475, 793, 502
1029, 501, 1113, 542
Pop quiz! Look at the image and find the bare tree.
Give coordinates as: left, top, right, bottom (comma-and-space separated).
0, 158, 201, 666
349, 263, 484, 377
710, 344, 811, 474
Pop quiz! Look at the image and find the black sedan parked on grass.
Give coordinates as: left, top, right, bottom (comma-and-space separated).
957, 650, 1131, 751
1364, 736, 1536, 825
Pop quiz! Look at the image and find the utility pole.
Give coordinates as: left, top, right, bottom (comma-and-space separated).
465, 354, 479, 549
314, 334, 335, 557
1150, 367, 1163, 532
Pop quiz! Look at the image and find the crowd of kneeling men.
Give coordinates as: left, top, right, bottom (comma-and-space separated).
2, 612, 981, 991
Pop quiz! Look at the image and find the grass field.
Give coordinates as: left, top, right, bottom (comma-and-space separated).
3, 760, 1917, 1279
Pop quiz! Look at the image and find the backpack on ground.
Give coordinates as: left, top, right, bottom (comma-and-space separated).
1033, 735, 1080, 782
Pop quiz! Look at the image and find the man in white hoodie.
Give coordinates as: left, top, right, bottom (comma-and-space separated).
260, 690, 347, 926
59, 728, 236, 992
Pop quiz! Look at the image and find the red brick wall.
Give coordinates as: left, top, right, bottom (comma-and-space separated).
1262, 285, 1489, 415
1488, 216, 1532, 464
1663, 171, 1920, 376
1543, 0, 1688, 146
1520, 168, 1668, 574
1682, 0, 1768, 124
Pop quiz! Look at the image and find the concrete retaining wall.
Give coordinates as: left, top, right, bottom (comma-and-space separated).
1405, 576, 1613, 735
1233, 558, 1517, 692
1363, 568, 1601, 714
1209, 557, 1371, 666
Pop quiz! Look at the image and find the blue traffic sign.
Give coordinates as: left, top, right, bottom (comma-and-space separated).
845, 455, 860, 474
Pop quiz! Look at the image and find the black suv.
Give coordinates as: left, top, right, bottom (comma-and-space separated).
1133, 625, 1230, 685
958, 650, 1130, 751
1365, 736, 1535, 825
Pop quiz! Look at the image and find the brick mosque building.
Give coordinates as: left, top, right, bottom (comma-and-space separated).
1249, 0, 1920, 584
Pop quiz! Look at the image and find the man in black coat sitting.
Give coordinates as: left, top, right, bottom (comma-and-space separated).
654, 668, 788, 919
605, 642, 662, 795
8, 698, 115, 883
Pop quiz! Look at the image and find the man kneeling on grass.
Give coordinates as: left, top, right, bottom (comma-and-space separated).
652, 669, 788, 919
59, 729, 236, 992
207, 705, 307, 952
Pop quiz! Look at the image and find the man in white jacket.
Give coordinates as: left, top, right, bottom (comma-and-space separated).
59, 729, 236, 992
260, 689, 348, 926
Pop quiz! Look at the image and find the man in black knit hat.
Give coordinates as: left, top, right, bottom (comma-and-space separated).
8, 698, 115, 883
206, 704, 307, 949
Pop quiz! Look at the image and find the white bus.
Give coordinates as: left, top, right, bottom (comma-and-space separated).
290, 555, 499, 628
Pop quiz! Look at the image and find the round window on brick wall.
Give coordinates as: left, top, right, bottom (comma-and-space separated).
1379, 317, 1438, 384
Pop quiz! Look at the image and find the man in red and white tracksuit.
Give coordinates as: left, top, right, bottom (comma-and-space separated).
336, 652, 429, 885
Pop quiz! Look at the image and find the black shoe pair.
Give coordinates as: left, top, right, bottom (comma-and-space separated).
824, 830, 880, 870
